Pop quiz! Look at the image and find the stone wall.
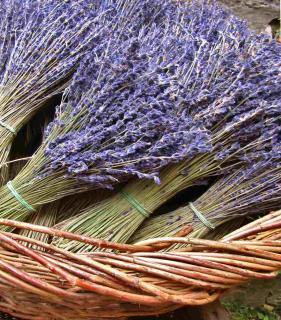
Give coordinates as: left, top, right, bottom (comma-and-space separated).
218, 0, 280, 32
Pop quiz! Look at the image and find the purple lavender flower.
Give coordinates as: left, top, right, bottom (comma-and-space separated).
44, 24, 211, 187
44, 0, 281, 189
51, 0, 281, 251
0, 0, 126, 184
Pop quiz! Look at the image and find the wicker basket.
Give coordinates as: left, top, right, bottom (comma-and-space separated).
0, 211, 281, 320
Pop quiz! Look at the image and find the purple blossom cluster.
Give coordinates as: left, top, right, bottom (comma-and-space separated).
43, 0, 281, 189
0, 0, 125, 135
33, 0, 274, 192
199, 39, 281, 172
45, 28, 211, 187
169, 2, 281, 177
2, 1, 98, 92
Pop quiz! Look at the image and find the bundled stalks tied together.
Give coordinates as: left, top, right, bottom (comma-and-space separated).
0, 0, 113, 185
0, 0, 210, 227
21, 189, 112, 247
54, 0, 281, 252
131, 163, 281, 245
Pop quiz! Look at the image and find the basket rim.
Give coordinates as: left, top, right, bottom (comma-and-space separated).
0, 211, 280, 319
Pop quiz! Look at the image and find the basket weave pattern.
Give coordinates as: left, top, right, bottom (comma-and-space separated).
0, 211, 281, 320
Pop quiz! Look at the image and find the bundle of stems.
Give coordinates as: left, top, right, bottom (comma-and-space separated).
0, 112, 95, 226
0, 1, 212, 228
0, 0, 111, 185
131, 165, 281, 246
0, 97, 96, 210
53, 2, 281, 252
52, 158, 257, 252
20, 189, 112, 248
56, 189, 113, 224
53, 181, 246, 250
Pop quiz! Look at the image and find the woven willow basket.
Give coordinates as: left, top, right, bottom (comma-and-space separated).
0, 210, 281, 320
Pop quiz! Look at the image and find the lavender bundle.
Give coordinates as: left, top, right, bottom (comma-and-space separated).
54, 1, 281, 252
0, 0, 113, 184
0, 1, 209, 227
131, 162, 281, 246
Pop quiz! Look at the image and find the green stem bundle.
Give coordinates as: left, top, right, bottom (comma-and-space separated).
0, 113, 92, 227
130, 167, 281, 247
52, 151, 239, 252
20, 189, 111, 248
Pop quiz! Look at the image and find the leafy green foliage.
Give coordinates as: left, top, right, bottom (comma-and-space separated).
223, 302, 279, 320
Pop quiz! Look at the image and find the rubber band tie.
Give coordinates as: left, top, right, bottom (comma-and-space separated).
6, 181, 36, 212
189, 202, 215, 230
120, 190, 150, 218
0, 120, 16, 134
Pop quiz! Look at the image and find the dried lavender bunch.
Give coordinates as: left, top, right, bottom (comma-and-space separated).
0, 0, 114, 185
0, 0, 210, 226
43, 0, 211, 187
131, 162, 281, 246
45, 46, 209, 186
53, 0, 281, 252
